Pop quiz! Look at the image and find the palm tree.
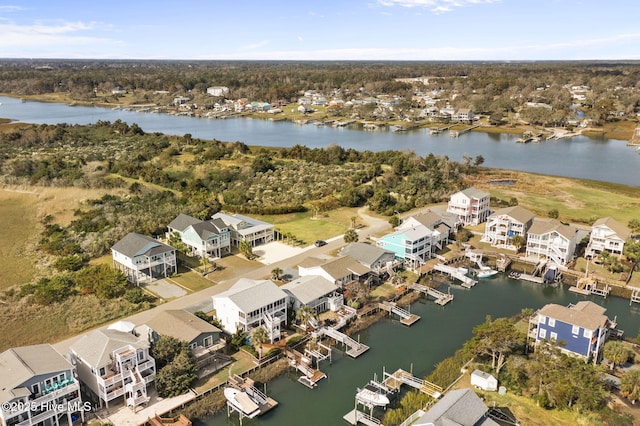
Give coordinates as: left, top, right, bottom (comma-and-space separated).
251, 326, 269, 361
199, 256, 211, 276
603, 341, 631, 370
271, 267, 283, 281
621, 369, 640, 404
239, 240, 253, 259
344, 228, 359, 243
296, 305, 318, 328
350, 216, 357, 229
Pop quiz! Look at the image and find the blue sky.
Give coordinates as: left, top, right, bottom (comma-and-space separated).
1, 0, 639, 60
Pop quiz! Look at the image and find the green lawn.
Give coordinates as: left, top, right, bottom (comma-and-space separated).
255, 209, 354, 245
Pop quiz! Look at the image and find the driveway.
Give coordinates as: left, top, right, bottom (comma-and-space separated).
142, 278, 187, 300
254, 241, 311, 265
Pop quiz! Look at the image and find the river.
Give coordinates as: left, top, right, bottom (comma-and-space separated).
199, 276, 640, 425
1, 96, 638, 186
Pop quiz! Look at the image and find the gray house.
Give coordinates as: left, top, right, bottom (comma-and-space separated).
145, 309, 223, 351
413, 388, 500, 426
339, 242, 397, 275
0, 344, 85, 426
111, 232, 177, 285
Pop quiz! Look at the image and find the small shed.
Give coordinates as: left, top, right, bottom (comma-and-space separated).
470, 369, 498, 391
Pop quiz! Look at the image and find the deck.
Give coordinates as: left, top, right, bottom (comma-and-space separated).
378, 301, 421, 326
343, 409, 381, 426
518, 273, 544, 284
383, 369, 442, 399
409, 283, 454, 306
227, 375, 278, 416
433, 263, 477, 287
312, 327, 370, 358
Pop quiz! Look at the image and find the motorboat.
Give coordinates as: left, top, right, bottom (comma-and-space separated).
224, 387, 260, 418
476, 266, 498, 279
356, 385, 390, 407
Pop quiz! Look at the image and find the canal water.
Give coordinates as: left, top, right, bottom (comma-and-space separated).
199, 276, 640, 425
1, 96, 638, 186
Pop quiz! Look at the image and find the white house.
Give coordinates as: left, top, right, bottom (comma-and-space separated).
212, 278, 287, 343
281, 275, 340, 313
210, 212, 274, 247
70, 328, 155, 409
167, 213, 231, 258
446, 187, 491, 226
585, 217, 631, 258
207, 86, 229, 97
111, 233, 177, 285
453, 108, 474, 122
483, 206, 535, 248
525, 218, 579, 266
298, 256, 371, 287
1, 344, 86, 426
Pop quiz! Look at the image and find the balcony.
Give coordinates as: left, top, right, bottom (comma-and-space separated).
15, 396, 83, 426
32, 380, 80, 408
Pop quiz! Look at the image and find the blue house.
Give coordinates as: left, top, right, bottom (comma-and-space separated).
533, 301, 614, 364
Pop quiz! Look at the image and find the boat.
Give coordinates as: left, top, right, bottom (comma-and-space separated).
355, 385, 390, 407
476, 266, 498, 279
223, 387, 260, 418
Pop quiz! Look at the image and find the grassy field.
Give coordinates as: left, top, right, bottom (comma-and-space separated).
473, 169, 640, 225
255, 208, 357, 245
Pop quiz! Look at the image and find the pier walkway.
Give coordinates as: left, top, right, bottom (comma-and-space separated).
227, 375, 278, 417
343, 409, 381, 426
383, 369, 442, 398
409, 283, 454, 306
312, 326, 369, 358
378, 301, 421, 325
433, 263, 477, 288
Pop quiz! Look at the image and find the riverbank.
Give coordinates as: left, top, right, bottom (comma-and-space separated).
1, 92, 635, 142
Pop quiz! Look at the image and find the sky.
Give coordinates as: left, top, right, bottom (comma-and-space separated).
1, 0, 639, 61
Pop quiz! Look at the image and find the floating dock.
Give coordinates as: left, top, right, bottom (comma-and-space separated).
226, 375, 278, 423
433, 263, 477, 288
409, 283, 454, 306
343, 409, 382, 425
518, 273, 544, 284
286, 348, 327, 389
378, 301, 421, 326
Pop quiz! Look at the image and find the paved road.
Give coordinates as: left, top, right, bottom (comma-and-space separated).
53, 207, 392, 354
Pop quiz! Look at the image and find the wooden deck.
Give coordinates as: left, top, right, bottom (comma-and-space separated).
147, 414, 192, 426
383, 369, 442, 399
227, 375, 279, 416
343, 409, 382, 425
378, 301, 421, 326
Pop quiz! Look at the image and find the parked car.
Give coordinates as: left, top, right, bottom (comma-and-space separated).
315, 240, 327, 247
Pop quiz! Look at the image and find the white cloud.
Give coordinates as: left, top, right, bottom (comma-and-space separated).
0, 21, 115, 48
377, 0, 498, 13
0, 5, 24, 11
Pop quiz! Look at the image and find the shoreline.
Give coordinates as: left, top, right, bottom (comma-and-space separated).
1, 92, 635, 142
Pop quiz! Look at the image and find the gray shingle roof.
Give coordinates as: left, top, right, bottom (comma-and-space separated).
281, 275, 338, 305
146, 310, 220, 343
528, 218, 577, 240
340, 242, 393, 267
458, 187, 489, 200
415, 388, 499, 426
593, 217, 632, 241
168, 213, 202, 232
111, 232, 175, 258
488, 206, 535, 224
0, 344, 73, 402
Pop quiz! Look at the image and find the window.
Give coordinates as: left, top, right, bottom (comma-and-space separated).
548, 318, 556, 327
539, 315, 546, 324
188, 342, 197, 350
550, 332, 558, 341
99, 367, 106, 377
572, 325, 580, 335
32, 383, 41, 395
539, 329, 546, 339
584, 329, 592, 339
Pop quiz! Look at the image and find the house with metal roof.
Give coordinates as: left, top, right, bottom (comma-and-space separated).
212, 279, 287, 343
167, 213, 231, 259
446, 187, 491, 226
585, 217, 632, 258
298, 255, 371, 287
0, 344, 86, 426
532, 301, 615, 364
111, 232, 177, 285
525, 218, 579, 266
281, 275, 341, 313
483, 206, 535, 249
210, 212, 274, 247
412, 388, 500, 426
69, 329, 155, 409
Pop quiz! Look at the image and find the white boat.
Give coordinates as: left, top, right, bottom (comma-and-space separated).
356, 386, 390, 406
224, 387, 260, 418
477, 267, 498, 279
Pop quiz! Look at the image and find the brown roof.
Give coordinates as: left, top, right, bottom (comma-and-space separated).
146, 310, 220, 343
593, 217, 632, 240
488, 206, 535, 224
528, 218, 577, 240
538, 302, 609, 330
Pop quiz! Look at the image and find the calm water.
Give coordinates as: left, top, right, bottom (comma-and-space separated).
199, 276, 640, 426
1, 96, 638, 186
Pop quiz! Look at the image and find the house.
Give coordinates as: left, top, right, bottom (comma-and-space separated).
212, 278, 287, 343
483, 206, 535, 248
585, 217, 632, 258
532, 301, 614, 364
0, 344, 86, 426
173, 96, 190, 106
210, 212, 274, 247
69, 328, 155, 409
525, 218, 578, 266
111, 233, 177, 285
376, 212, 452, 270
446, 187, 491, 226
206, 86, 229, 97
281, 275, 341, 313
167, 213, 231, 258
412, 388, 500, 426
298, 255, 371, 287
470, 369, 498, 391
145, 309, 223, 351
453, 108, 474, 122
339, 242, 397, 275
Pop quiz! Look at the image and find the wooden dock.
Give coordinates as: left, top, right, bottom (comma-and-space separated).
226, 375, 278, 416
147, 414, 192, 426
312, 327, 369, 358
630, 287, 640, 305
343, 409, 381, 425
519, 273, 544, 284
496, 255, 512, 272
286, 348, 327, 389
433, 263, 477, 287
378, 301, 421, 326
409, 283, 454, 305
383, 368, 442, 398
449, 124, 480, 137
